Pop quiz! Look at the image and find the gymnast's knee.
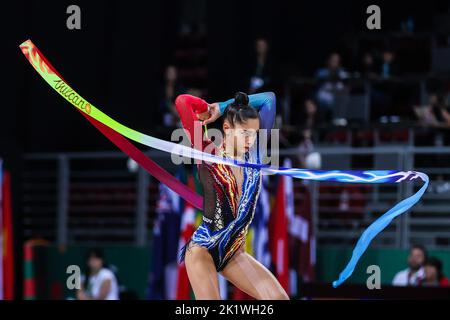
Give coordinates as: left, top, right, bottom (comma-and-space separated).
272, 290, 290, 300
259, 286, 290, 300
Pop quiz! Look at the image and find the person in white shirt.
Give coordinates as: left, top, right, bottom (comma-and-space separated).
392, 244, 427, 286
76, 249, 120, 300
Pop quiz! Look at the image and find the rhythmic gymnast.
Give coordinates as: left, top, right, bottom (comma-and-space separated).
20, 39, 429, 292
176, 91, 289, 300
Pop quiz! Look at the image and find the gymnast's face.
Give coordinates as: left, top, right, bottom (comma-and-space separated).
223, 118, 260, 156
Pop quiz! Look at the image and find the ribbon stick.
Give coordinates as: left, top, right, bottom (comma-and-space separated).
19, 39, 429, 287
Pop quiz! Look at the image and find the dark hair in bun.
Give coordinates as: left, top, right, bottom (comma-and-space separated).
224, 92, 259, 127
234, 92, 249, 106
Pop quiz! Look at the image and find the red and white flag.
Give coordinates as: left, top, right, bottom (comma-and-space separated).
289, 182, 316, 285
269, 159, 290, 295
176, 175, 196, 300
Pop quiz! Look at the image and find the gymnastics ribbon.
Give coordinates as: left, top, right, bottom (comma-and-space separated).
20, 39, 429, 288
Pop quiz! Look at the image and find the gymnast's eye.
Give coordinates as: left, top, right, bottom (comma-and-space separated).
238, 129, 257, 138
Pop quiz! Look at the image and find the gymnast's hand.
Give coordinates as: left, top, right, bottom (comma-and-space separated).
199, 103, 221, 125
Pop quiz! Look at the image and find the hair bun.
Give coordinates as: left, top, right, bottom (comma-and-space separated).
234, 92, 249, 107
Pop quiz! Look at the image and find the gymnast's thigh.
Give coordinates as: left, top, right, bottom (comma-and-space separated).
220, 248, 289, 300
184, 244, 221, 300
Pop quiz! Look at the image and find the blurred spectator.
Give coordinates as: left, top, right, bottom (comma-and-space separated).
158, 65, 185, 127
400, 15, 415, 34
371, 49, 399, 121
76, 248, 120, 300
359, 52, 378, 80
297, 129, 315, 168
392, 244, 427, 286
299, 98, 326, 129
379, 49, 398, 79
315, 53, 350, 117
414, 93, 450, 127
315, 52, 349, 81
249, 38, 273, 93
422, 257, 450, 287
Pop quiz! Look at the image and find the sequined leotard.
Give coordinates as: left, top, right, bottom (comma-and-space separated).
176, 92, 276, 271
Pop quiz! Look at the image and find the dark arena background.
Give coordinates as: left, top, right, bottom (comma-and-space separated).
1, 0, 450, 306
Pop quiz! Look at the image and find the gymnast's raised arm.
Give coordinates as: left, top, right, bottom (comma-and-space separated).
218, 92, 276, 131
174, 94, 212, 151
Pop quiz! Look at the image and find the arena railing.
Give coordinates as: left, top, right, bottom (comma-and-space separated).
22, 145, 450, 248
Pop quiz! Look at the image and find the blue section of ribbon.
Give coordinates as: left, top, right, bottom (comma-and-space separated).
332, 175, 429, 287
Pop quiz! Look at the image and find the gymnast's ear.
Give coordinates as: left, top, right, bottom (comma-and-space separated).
223, 119, 232, 132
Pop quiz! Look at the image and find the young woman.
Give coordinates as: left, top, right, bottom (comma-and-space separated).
76, 249, 120, 300
175, 91, 289, 300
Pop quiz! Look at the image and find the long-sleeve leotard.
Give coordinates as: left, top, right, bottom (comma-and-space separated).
175, 92, 275, 270
174, 94, 211, 152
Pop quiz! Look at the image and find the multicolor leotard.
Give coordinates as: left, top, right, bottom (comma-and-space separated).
175, 92, 276, 271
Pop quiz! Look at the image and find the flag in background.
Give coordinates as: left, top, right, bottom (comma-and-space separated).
282, 158, 299, 296
290, 182, 316, 284
176, 171, 196, 300
147, 169, 182, 300
269, 158, 291, 295
0, 161, 14, 300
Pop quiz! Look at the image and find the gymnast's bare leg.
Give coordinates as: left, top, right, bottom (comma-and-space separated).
220, 247, 289, 300
184, 244, 221, 300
